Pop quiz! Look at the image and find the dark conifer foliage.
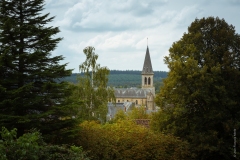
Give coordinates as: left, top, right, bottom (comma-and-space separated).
0, 0, 75, 140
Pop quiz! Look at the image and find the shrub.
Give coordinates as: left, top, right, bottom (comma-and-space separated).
0, 127, 89, 160
78, 120, 191, 160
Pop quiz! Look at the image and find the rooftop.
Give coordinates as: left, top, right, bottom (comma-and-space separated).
114, 88, 154, 98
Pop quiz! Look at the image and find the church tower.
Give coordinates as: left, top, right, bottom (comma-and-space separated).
142, 46, 155, 110
142, 46, 154, 90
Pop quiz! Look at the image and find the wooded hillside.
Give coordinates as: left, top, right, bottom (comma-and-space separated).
61, 70, 168, 90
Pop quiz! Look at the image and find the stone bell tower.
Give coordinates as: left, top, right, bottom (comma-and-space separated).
142, 46, 154, 90
141, 46, 155, 110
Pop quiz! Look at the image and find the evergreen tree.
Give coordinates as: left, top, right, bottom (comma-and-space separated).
153, 17, 240, 159
0, 0, 78, 142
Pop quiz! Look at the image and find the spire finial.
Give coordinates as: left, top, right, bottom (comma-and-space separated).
147, 37, 148, 46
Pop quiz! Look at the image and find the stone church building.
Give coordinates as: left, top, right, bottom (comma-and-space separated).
108, 46, 156, 119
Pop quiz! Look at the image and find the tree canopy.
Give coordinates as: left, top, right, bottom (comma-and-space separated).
75, 46, 115, 122
0, 0, 78, 141
78, 120, 191, 160
153, 17, 240, 159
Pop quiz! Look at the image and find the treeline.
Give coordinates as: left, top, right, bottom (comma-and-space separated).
61, 70, 168, 89
109, 70, 168, 77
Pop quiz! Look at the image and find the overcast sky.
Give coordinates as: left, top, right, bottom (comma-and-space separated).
44, 0, 240, 73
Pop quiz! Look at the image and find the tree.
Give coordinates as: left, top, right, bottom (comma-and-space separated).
154, 17, 240, 159
0, 0, 78, 141
127, 106, 150, 120
78, 46, 115, 122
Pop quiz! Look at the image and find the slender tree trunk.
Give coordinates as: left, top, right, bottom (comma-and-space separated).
91, 67, 93, 111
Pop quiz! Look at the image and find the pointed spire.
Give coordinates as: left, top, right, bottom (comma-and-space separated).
142, 46, 154, 74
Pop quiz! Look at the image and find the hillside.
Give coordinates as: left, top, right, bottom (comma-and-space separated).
61, 70, 168, 92
108, 70, 168, 88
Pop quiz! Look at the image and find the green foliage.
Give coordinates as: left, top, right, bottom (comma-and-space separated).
78, 120, 191, 160
110, 106, 151, 124
109, 73, 142, 88
77, 46, 115, 122
0, 127, 41, 160
111, 109, 127, 122
109, 70, 168, 88
154, 17, 240, 159
0, 0, 78, 141
0, 127, 89, 160
154, 80, 164, 93
127, 106, 150, 119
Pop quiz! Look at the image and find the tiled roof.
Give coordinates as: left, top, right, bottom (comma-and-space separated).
134, 119, 151, 128
107, 102, 134, 119
114, 88, 154, 98
142, 46, 154, 75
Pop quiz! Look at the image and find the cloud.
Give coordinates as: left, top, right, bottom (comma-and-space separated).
54, 3, 204, 72
55, 0, 169, 32
44, 0, 79, 8
225, 0, 240, 5
68, 32, 140, 55
43, 0, 240, 73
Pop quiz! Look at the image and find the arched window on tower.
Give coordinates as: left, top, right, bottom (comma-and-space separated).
136, 100, 138, 105
144, 77, 147, 85
148, 77, 151, 85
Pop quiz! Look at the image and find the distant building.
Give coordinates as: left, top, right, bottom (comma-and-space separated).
107, 46, 156, 119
